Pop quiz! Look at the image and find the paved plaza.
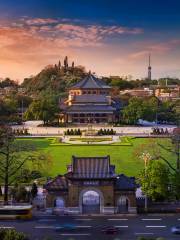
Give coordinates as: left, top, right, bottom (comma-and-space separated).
12, 121, 176, 136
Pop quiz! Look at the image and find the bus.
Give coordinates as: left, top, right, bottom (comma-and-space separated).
0, 205, 32, 220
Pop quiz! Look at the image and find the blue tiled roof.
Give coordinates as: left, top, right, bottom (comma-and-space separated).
115, 174, 136, 190
71, 74, 111, 89
74, 94, 109, 103
44, 175, 68, 191
66, 104, 116, 113
71, 156, 115, 179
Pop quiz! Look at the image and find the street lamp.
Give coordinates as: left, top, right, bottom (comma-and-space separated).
140, 152, 152, 212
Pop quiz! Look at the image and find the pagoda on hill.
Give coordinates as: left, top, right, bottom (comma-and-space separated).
60, 73, 117, 124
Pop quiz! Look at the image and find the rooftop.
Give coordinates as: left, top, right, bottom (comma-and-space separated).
45, 175, 68, 191
71, 74, 111, 89
115, 174, 137, 190
65, 104, 116, 113
73, 94, 109, 103
70, 156, 115, 179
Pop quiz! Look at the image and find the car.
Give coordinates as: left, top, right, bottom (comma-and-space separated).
101, 226, 119, 235
55, 223, 77, 231
171, 226, 180, 234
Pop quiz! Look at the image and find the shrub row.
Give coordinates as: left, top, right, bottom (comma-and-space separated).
64, 129, 82, 135
13, 128, 29, 136
151, 128, 169, 135
97, 128, 116, 135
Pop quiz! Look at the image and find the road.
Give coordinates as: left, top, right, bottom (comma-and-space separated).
0, 214, 180, 240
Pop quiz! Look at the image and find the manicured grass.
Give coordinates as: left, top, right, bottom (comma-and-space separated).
16, 137, 176, 177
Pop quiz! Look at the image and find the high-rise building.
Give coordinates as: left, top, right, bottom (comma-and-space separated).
148, 53, 152, 80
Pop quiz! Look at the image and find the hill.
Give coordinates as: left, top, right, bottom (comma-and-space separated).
21, 56, 87, 97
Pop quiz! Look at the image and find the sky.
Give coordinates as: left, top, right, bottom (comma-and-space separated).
0, 0, 180, 81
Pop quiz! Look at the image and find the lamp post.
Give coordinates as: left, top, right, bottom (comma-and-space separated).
141, 152, 152, 212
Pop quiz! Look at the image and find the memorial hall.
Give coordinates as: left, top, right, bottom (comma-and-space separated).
60, 74, 120, 124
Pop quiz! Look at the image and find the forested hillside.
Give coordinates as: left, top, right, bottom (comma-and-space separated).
21, 56, 87, 97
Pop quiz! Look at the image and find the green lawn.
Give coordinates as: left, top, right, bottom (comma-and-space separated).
16, 137, 176, 177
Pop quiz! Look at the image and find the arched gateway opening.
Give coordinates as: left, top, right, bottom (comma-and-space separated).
80, 190, 102, 214
117, 196, 129, 213
54, 197, 65, 208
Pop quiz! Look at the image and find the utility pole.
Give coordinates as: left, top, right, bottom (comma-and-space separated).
144, 158, 148, 212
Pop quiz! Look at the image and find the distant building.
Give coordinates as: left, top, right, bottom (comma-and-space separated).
154, 85, 180, 101
60, 74, 119, 124
120, 88, 153, 98
0, 88, 4, 96
44, 155, 137, 214
17, 87, 26, 94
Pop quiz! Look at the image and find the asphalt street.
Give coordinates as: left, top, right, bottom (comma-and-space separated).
0, 214, 180, 240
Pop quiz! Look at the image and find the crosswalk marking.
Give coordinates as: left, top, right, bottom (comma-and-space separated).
135, 232, 154, 235
108, 219, 128, 221
115, 225, 128, 228
35, 225, 92, 229
142, 218, 162, 221
76, 226, 92, 228
146, 225, 166, 228
60, 233, 91, 236
75, 218, 92, 221
35, 226, 54, 229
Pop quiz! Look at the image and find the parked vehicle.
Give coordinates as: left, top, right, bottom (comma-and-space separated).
101, 226, 119, 235
171, 226, 180, 234
55, 223, 77, 231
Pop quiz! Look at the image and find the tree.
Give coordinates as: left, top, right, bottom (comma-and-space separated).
142, 97, 158, 122
0, 97, 19, 124
172, 128, 180, 171
122, 97, 144, 124
24, 97, 58, 125
171, 171, 180, 200
0, 78, 18, 88
72, 61, 75, 68
31, 182, 38, 199
134, 138, 177, 172
64, 56, 68, 69
58, 60, 61, 70
0, 126, 52, 204
0, 185, 2, 196
138, 160, 170, 201
135, 136, 180, 200
108, 76, 133, 90
156, 100, 179, 124
11, 185, 29, 203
